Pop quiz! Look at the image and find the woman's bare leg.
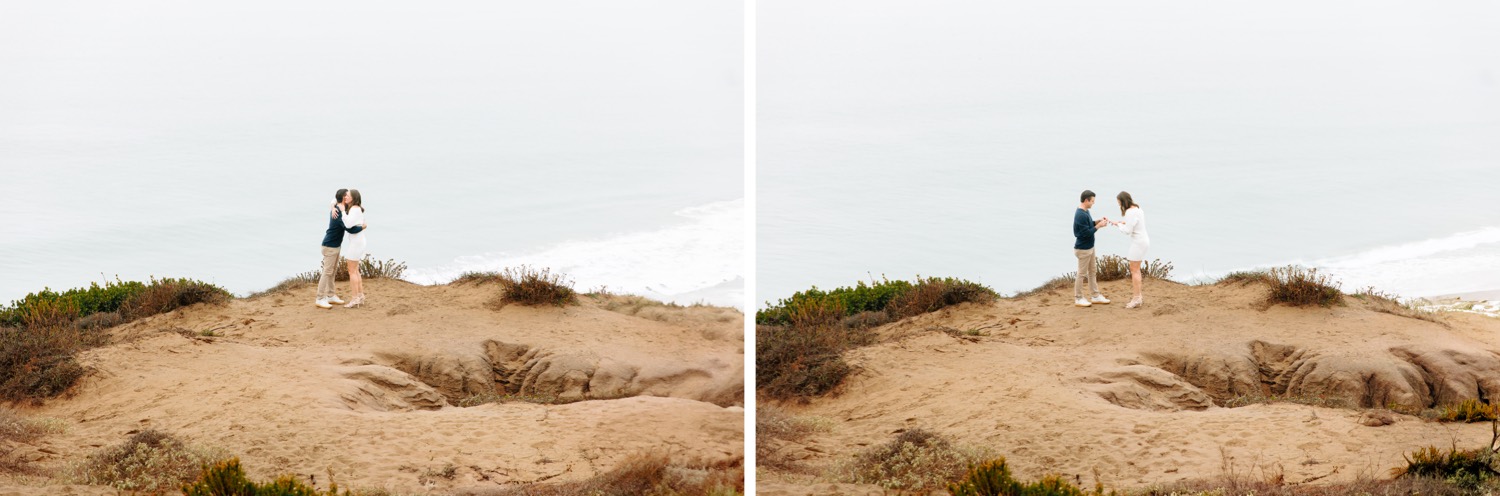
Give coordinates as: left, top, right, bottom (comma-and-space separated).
1130, 260, 1143, 300
346, 260, 362, 304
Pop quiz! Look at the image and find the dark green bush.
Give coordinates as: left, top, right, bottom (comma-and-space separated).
758, 277, 997, 325
0, 279, 145, 327
757, 279, 913, 325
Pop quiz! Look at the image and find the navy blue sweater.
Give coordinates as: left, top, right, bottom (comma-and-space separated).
1073, 208, 1097, 250
321, 209, 365, 248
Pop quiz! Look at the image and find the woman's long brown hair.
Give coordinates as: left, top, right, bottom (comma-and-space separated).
1117, 191, 1139, 216
348, 189, 364, 212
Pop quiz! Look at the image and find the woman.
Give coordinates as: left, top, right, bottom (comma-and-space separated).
1112, 191, 1149, 309
338, 189, 369, 308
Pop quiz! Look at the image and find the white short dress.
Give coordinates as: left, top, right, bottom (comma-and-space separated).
1117, 207, 1150, 261
341, 206, 367, 260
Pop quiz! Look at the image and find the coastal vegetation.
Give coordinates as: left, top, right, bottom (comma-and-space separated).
757, 277, 997, 401
0, 277, 230, 402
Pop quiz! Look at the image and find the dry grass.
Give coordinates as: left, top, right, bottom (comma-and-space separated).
254, 257, 408, 297
70, 429, 229, 493
756, 306, 875, 402
1014, 274, 1077, 299
1353, 287, 1446, 326
586, 292, 742, 328
757, 406, 834, 472
1217, 267, 1344, 308
832, 428, 993, 492
121, 278, 232, 321
1435, 398, 1500, 423
1141, 475, 1479, 495
886, 277, 998, 319
1095, 255, 1174, 282
1014, 257, 1173, 299
0, 324, 106, 402
466, 452, 742, 496
486, 266, 578, 308
0, 408, 67, 474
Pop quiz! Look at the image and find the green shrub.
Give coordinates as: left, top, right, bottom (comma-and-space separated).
836, 429, 992, 492
494, 266, 578, 307
0, 279, 146, 327
949, 458, 1112, 496
2, 277, 230, 328
0, 278, 229, 404
756, 279, 913, 325
183, 457, 357, 496
758, 277, 998, 325
71, 429, 228, 493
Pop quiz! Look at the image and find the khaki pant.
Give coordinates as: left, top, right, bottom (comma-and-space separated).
1074, 248, 1099, 300
317, 246, 340, 299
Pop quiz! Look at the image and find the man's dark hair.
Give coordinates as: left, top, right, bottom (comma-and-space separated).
1080, 190, 1095, 202
335, 189, 349, 202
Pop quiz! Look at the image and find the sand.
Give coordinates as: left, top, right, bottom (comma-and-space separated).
1, 279, 744, 494
759, 279, 1500, 494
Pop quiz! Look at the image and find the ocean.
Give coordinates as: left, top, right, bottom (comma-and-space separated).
0, 1, 743, 308
759, 0, 1500, 305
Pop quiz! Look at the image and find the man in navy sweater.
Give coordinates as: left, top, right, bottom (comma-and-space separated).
316, 188, 366, 309
1074, 190, 1111, 307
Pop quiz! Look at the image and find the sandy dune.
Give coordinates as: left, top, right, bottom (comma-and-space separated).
760, 279, 1500, 494
3, 279, 744, 494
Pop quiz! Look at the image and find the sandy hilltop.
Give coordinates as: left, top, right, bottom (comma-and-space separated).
1, 278, 744, 495
759, 277, 1500, 495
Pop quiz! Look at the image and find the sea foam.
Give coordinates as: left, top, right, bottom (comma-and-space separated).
404, 199, 744, 309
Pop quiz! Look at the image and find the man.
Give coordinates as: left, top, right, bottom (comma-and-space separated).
316, 189, 364, 309
1073, 190, 1111, 307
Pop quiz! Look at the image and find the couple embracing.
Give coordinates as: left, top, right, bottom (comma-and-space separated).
1072, 189, 1149, 309
315, 188, 371, 309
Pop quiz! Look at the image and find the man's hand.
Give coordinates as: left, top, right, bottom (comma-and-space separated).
362, 223, 368, 229
1095, 219, 1108, 228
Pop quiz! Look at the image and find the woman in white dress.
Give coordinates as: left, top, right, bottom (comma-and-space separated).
339, 189, 369, 308
1111, 191, 1150, 309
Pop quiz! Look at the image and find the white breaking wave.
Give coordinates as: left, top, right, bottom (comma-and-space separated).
404, 199, 744, 309
1187, 226, 1500, 300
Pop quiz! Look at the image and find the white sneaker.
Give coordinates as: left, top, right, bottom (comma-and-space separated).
1074, 298, 1092, 307
1091, 295, 1111, 305
327, 295, 346, 305
315, 298, 333, 309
